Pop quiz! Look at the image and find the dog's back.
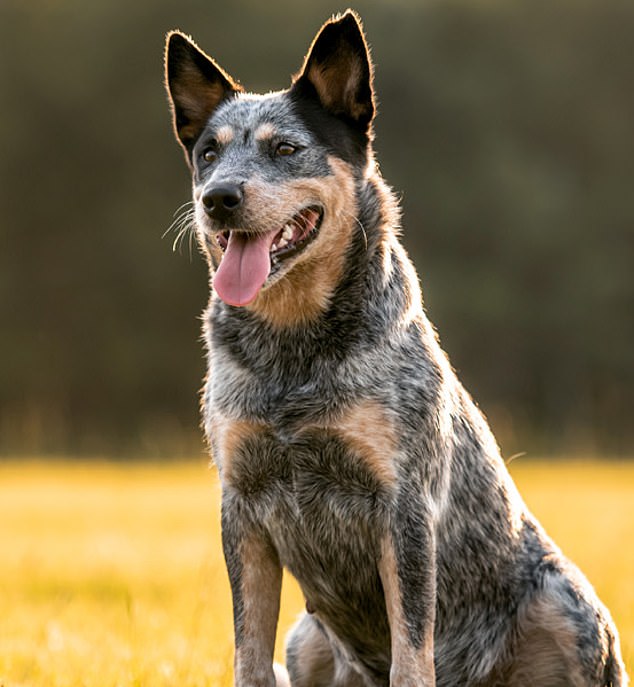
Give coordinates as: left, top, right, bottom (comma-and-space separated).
165, 12, 628, 687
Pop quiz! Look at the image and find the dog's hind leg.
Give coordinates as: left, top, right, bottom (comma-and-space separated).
507, 567, 629, 687
286, 614, 334, 687
286, 614, 366, 687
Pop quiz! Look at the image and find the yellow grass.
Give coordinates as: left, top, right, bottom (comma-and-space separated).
0, 459, 631, 686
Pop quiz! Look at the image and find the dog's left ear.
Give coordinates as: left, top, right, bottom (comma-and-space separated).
293, 11, 375, 131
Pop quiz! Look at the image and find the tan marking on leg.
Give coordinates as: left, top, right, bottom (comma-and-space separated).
246, 157, 358, 327
255, 122, 277, 141
234, 534, 282, 687
378, 538, 435, 686
215, 124, 234, 145
334, 401, 398, 486
208, 414, 265, 485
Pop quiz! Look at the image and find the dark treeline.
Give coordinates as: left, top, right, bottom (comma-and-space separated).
1, 0, 632, 457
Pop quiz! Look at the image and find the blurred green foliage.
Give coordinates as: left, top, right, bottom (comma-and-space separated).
0, 0, 632, 457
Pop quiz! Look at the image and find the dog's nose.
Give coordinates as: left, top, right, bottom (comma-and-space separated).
202, 185, 243, 221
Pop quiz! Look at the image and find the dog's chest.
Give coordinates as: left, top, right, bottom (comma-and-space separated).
214, 413, 394, 522
211, 407, 395, 580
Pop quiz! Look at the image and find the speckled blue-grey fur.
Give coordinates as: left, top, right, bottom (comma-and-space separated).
164, 11, 628, 687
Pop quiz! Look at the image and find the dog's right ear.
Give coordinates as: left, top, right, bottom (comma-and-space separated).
165, 31, 242, 160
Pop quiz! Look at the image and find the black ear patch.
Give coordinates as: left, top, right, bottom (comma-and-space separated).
293, 11, 375, 131
165, 31, 242, 159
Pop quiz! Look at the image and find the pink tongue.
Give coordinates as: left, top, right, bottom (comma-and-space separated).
213, 231, 274, 306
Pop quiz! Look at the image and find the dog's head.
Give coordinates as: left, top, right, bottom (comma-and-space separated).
165, 12, 376, 311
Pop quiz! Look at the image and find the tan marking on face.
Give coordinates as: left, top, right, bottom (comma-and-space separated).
245, 156, 358, 328
254, 122, 277, 141
234, 533, 282, 685
215, 124, 234, 145
208, 414, 265, 485
334, 400, 398, 486
378, 538, 436, 683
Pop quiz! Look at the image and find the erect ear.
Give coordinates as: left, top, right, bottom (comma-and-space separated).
293, 11, 375, 131
165, 31, 242, 160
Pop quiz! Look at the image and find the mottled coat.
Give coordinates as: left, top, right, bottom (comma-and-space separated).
164, 12, 628, 687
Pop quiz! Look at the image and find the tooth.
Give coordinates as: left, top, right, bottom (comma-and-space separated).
278, 237, 288, 249
271, 243, 278, 251
283, 225, 293, 240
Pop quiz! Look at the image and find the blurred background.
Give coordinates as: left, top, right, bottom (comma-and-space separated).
1, 0, 633, 460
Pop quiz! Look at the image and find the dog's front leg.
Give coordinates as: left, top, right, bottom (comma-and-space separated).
378, 494, 436, 687
222, 499, 283, 687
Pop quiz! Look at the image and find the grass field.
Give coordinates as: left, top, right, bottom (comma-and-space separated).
0, 459, 632, 686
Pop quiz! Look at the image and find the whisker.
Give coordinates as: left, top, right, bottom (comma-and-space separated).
173, 215, 196, 253
172, 200, 195, 217
163, 204, 197, 257
354, 217, 368, 251
162, 201, 195, 239
340, 208, 368, 251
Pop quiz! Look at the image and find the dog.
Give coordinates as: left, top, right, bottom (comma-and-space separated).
164, 11, 628, 686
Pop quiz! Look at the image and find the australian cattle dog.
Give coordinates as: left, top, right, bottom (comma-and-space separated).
164, 11, 628, 686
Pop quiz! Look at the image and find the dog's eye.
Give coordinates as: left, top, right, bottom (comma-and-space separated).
201, 148, 218, 163
276, 142, 296, 157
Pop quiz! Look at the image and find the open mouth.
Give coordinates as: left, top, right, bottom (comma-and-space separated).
212, 206, 323, 307
216, 206, 322, 270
